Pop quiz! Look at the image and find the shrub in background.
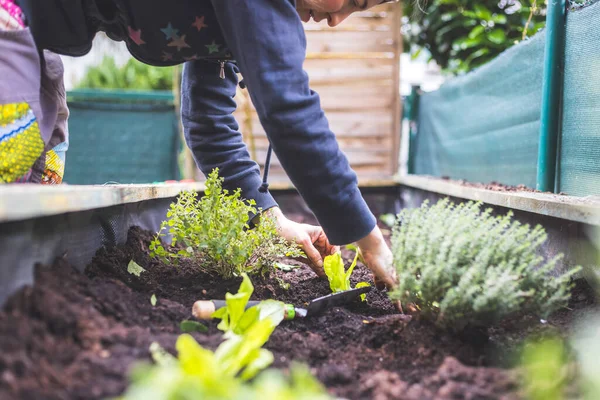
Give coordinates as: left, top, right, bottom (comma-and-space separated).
389, 199, 579, 330
150, 169, 301, 278
403, 0, 546, 73
77, 56, 175, 91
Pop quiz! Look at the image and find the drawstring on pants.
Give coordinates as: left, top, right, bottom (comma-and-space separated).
259, 144, 272, 193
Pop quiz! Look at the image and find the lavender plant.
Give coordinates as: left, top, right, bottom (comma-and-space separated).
150, 169, 301, 278
390, 199, 579, 330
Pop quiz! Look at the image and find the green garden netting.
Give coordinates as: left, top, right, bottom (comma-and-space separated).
559, 0, 600, 196
412, 0, 600, 196
412, 32, 546, 188
64, 90, 180, 185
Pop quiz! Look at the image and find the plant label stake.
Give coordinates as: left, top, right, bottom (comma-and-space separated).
192, 286, 371, 321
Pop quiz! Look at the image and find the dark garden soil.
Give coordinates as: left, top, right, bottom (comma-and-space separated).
0, 226, 597, 400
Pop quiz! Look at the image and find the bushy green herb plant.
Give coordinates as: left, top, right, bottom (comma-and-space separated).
390, 199, 579, 330
150, 169, 301, 278
323, 250, 370, 301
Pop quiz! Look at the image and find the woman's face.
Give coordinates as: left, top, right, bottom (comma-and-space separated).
296, 0, 390, 27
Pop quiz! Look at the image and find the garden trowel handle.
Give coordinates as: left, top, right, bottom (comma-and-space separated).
192, 300, 261, 320
192, 300, 303, 320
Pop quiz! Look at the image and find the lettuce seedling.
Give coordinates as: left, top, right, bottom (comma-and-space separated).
122, 337, 331, 399
123, 282, 300, 399
323, 251, 370, 300
212, 273, 286, 338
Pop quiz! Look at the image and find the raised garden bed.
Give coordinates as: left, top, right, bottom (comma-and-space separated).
0, 220, 596, 400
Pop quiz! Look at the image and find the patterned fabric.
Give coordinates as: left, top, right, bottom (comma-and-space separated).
0, 0, 24, 30
118, 0, 233, 66
41, 141, 66, 184
0, 102, 44, 183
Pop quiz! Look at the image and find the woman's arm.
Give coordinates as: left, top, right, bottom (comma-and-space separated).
209, 0, 377, 246
181, 59, 278, 214
182, 59, 338, 274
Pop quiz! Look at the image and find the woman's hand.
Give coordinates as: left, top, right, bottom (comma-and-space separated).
261, 209, 397, 296
356, 226, 397, 291
265, 207, 338, 277
356, 226, 402, 311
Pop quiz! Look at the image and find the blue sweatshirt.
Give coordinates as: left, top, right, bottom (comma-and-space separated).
19, 0, 377, 245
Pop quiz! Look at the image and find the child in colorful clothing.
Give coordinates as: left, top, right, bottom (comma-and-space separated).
0, 0, 68, 184
4, 0, 398, 290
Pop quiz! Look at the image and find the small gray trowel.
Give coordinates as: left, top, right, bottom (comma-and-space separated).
192, 285, 371, 321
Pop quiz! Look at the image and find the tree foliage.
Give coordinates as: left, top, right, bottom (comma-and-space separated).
403, 0, 546, 73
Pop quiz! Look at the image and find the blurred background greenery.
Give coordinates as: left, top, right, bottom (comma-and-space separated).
77, 56, 176, 91
402, 0, 546, 73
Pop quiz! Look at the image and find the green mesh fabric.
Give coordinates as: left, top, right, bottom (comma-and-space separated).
559, 1, 600, 196
64, 91, 180, 184
412, 32, 546, 188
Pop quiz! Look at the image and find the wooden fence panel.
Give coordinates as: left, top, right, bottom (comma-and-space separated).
223, 3, 402, 186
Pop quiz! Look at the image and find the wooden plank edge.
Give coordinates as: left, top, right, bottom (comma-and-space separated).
0, 182, 206, 223
397, 174, 600, 226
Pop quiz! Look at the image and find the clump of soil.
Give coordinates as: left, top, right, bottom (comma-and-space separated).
0, 226, 597, 400
362, 357, 520, 400
441, 176, 543, 194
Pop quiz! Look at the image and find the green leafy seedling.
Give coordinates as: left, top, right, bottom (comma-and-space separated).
127, 260, 146, 277
180, 320, 208, 333
323, 251, 370, 301
122, 333, 332, 399
123, 330, 329, 399
150, 294, 157, 306
275, 277, 290, 290
274, 262, 299, 272
212, 273, 286, 338
356, 282, 371, 302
